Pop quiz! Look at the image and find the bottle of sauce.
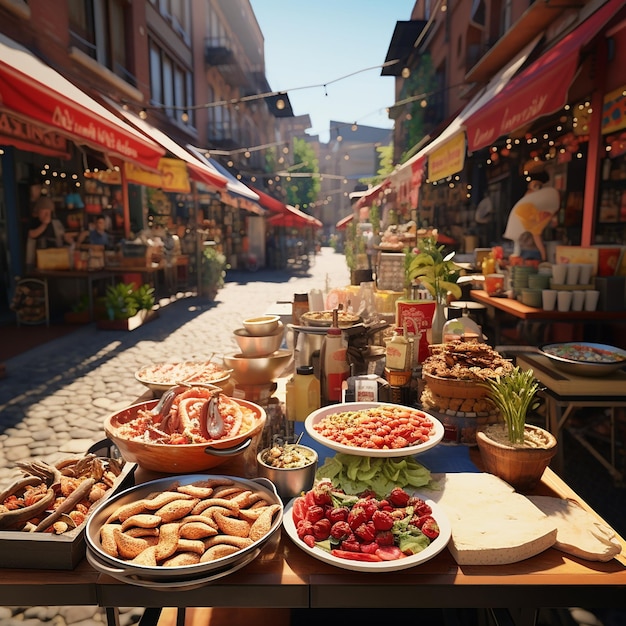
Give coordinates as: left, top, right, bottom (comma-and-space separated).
320, 321, 350, 405
293, 365, 320, 420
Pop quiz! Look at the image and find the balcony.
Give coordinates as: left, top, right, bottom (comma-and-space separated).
205, 37, 250, 88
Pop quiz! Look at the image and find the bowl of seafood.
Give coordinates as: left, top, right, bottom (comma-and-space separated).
85, 474, 283, 587
134, 360, 233, 394
222, 349, 292, 385
257, 443, 318, 501
103, 386, 266, 473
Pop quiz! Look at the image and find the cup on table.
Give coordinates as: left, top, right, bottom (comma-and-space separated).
584, 290, 600, 311
484, 273, 505, 296
578, 264, 593, 285
542, 289, 557, 311
571, 290, 585, 311
566, 264, 580, 286
557, 290, 573, 312
551, 264, 568, 285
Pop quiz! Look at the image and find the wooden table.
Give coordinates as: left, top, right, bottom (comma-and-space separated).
31, 269, 116, 321
517, 352, 626, 484
1, 447, 625, 626
470, 289, 626, 345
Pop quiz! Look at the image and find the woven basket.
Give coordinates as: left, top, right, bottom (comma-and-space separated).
423, 372, 488, 399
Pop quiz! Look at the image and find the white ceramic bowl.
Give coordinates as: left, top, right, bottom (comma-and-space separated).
233, 323, 284, 357
242, 315, 280, 336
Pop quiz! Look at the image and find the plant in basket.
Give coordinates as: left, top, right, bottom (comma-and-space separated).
476, 366, 557, 492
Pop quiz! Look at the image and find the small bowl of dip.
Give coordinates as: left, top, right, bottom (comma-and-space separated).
257, 443, 318, 501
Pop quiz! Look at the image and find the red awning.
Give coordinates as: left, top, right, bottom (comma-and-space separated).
355, 180, 391, 209
268, 205, 321, 228
251, 187, 289, 213
336, 213, 354, 230
104, 102, 229, 189
0, 33, 164, 169
465, 0, 626, 152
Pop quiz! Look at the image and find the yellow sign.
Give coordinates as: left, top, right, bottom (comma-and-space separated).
428, 131, 466, 182
125, 157, 190, 192
602, 85, 626, 135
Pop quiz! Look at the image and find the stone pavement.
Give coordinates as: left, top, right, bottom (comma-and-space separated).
0, 247, 349, 626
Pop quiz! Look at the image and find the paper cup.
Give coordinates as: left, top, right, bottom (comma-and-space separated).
571, 290, 585, 311
566, 263, 580, 286
584, 290, 600, 311
578, 264, 593, 285
557, 290, 573, 312
551, 264, 567, 285
541, 289, 557, 311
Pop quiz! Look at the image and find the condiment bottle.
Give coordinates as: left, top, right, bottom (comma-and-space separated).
385, 326, 410, 370
292, 293, 309, 325
321, 325, 350, 405
293, 365, 320, 421
285, 375, 296, 421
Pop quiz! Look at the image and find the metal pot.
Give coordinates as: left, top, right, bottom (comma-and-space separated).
85, 474, 283, 584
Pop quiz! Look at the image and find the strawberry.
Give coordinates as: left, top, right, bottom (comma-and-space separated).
375, 530, 394, 546
372, 509, 394, 531
420, 516, 440, 539
312, 518, 332, 541
388, 487, 410, 507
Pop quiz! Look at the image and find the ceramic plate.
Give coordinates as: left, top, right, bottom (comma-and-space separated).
304, 402, 444, 457
539, 342, 626, 377
283, 495, 451, 572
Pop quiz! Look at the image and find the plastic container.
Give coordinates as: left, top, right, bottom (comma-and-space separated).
293, 365, 320, 421
385, 327, 410, 370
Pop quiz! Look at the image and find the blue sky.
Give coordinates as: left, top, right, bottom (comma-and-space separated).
249, 1, 416, 142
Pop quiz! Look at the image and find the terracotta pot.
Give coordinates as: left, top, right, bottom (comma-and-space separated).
476, 424, 557, 493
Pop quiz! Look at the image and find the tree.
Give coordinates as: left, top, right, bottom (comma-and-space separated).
285, 137, 320, 210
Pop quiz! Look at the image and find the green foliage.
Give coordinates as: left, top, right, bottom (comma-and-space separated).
482, 367, 540, 445
285, 137, 320, 208
104, 282, 155, 320
201, 245, 228, 290
369, 204, 381, 236
404, 233, 462, 299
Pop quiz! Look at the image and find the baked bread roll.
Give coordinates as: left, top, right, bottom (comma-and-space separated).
527, 495, 622, 562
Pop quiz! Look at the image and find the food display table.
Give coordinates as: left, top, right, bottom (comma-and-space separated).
470, 289, 626, 345
0, 444, 625, 626
517, 352, 626, 484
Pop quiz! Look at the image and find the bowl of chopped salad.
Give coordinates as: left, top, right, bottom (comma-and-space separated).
538, 342, 626, 377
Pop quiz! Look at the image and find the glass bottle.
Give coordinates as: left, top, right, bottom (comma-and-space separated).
320, 327, 350, 405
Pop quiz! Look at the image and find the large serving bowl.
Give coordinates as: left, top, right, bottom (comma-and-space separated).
135, 361, 232, 394
538, 342, 626, 377
233, 323, 284, 357
85, 474, 283, 587
242, 315, 280, 336
103, 398, 266, 473
223, 349, 292, 385
423, 372, 489, 399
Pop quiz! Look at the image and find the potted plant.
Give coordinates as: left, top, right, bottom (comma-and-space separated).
404, 232, 462, 343
64, 294, 90, 325
97, 282, 157, 331
201, 244, 228, 300
476, 366, 557, 492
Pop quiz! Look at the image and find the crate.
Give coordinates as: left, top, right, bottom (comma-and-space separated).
0, 461, 135, 569
121, 243, 163, 268
36, 248, 71, 270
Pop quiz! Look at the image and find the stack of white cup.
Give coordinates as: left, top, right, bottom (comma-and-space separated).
545, 263, 599, 311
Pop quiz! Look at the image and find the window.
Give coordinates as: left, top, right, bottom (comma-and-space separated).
68, 0, 134, 85
148, 38, 195, 127
151, 0, 191, 43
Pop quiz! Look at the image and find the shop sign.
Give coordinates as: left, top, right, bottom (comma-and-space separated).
0, 111, 69, 155
428, 132, 465, 182
124, 158, 190, 193
602, 86, 626, 135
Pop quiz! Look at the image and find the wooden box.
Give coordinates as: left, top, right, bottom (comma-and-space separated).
0, 461, 135, 569
36, 248, 71, 270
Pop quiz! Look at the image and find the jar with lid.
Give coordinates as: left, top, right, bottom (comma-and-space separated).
442, 306, 482, 343
293, 365, 320, 421
292, 293, 309, 325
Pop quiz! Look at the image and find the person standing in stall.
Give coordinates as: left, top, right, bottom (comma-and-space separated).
26, 196, 74, 269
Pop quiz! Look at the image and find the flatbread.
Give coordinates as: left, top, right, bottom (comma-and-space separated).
428, 473, 557, 565
527, 495, 622, 562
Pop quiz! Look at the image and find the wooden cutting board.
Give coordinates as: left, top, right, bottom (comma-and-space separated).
428, 473, 557, 565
